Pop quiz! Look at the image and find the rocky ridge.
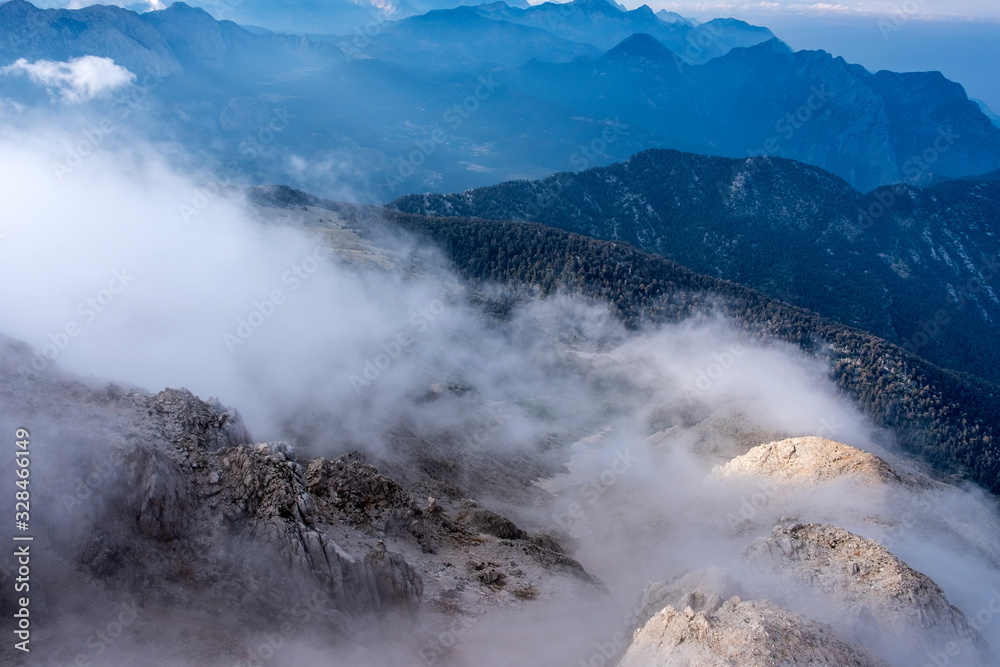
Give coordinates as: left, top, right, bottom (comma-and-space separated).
0, 334, 601, 665
619, 596, 890, 667
713, 436, 903, 486
620, 436, 996, 667
743, 522, 993, 665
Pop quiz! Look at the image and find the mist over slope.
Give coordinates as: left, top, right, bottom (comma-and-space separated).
392, 148, 1000, 384
1, 134, 1000, 667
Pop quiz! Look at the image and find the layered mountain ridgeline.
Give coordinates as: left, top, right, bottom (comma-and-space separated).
259, 198, 1000, 495
180, 0, 534, 37
392, 149, 1000, 384
356, 0, 774, 65
322, 5, 605, 69
0, 0, 341, 77
508, 37, 1000, 192
3, 1, 999, 199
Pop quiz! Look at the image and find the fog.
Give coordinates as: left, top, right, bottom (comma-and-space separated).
1, 122, 999, 666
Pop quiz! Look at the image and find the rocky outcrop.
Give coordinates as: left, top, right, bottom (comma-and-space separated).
629, 569, 740, 631
69, 389, 424, 619
743, 522, 993, 666
619, 596, 889, 667
713, 437, 902, 486
454, 499, 531, 541
149, 387, 254, 452
306, 452, 433, 552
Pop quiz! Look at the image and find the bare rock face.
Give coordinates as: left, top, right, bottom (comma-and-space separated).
306, 452, 436, 553
362, 541, 424, 614
306, 453, 414, 520
743, 522, 993, 666
454, 499, 530, 540
149, 387, 254, 452
713, 437, 902, 486
629, 569, 738, 630
69, 389, 423, 620
619, 596, 889, 667
122, 445, 193, 542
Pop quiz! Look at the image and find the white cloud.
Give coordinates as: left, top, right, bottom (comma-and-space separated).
1, 56, 135, 104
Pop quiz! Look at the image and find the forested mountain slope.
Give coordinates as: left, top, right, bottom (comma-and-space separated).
393, 149, 1000, 384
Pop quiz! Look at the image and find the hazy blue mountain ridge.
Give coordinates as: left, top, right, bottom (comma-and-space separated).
392, 148, 1000, 384
2, 0, 999, 199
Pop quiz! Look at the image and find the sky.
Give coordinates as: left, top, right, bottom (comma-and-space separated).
645, 0, 1000, 22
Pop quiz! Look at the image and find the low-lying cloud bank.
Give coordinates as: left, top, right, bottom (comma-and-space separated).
1, 121, 998, 666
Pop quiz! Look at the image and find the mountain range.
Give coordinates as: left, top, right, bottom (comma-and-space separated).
3, 1, 1000, 665
392, 148, 1000, 385
2, 0, 999, 199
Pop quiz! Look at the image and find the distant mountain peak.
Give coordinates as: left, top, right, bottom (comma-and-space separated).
163, 1, 207, 13
751, 36, 794, 53
630, 4, 656, 19
603, 32, 676, 62
564, 0, 623, 14
655, 8, 692, 25
149, 1, 221, 23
